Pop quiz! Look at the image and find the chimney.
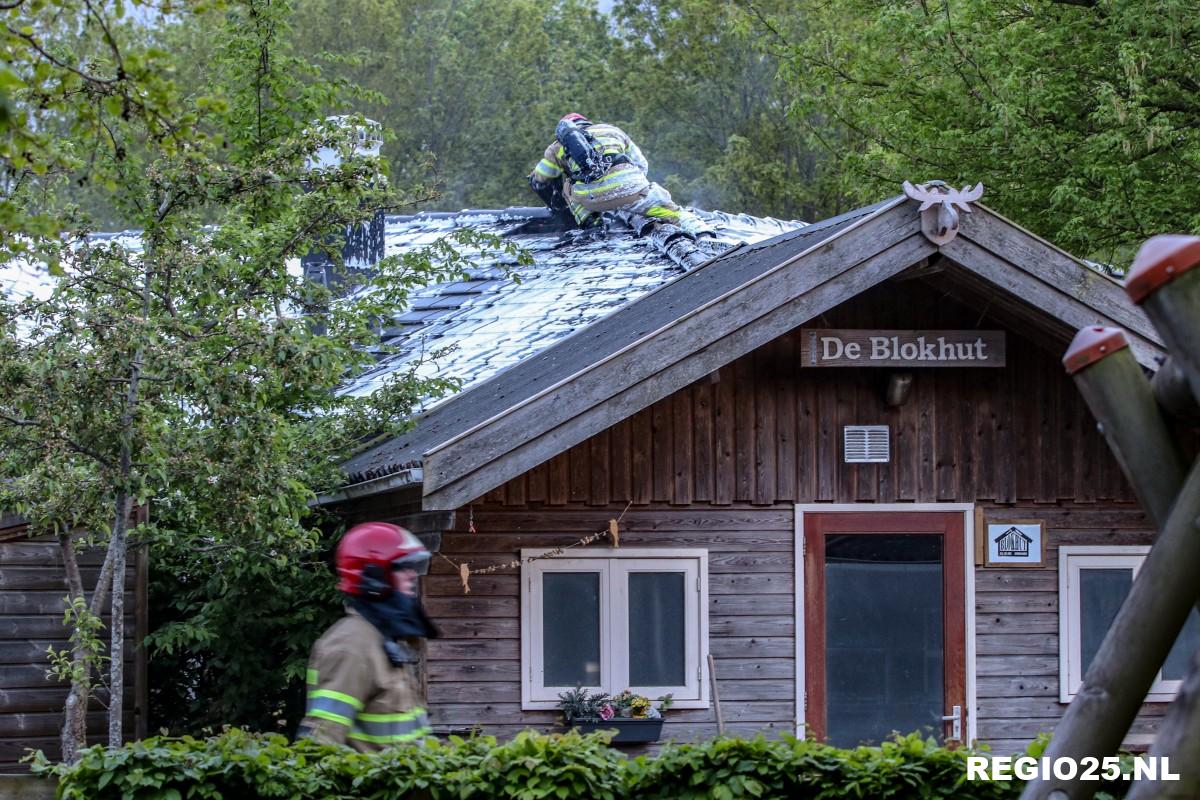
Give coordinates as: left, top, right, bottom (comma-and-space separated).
302, 115, 386, 292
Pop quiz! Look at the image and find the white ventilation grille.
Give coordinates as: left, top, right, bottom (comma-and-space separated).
844, 425, 890, 463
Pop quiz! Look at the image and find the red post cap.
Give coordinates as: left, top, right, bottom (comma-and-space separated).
1063, 326, 1130, 375
1125, 235, 1200, 304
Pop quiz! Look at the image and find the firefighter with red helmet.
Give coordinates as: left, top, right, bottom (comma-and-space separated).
297, 522, 437, 750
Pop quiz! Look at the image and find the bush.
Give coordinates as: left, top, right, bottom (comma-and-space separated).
31, 728, 1130, 800
626, 734, 1018, 799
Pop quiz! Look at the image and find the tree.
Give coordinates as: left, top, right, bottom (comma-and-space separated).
0, 0, 520, 759
609, 0, 851, 221
777, 0, 1200, 266
286, 0, 624, 210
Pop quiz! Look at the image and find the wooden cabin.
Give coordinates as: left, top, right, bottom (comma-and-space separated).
320, 188, 1198, 754
0, 516, 147, 772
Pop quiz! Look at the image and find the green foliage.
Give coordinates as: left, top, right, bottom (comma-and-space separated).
204, 0, 848, 219
0, 0, 530, 745
284, 0, 623, 211
33, 729, 624, 800
557, 688, 671, 722
45, 596, 108, 689
778, 0, 1200, 266
28, 734, 1032, 800
609, 0, 850, 221
31, 728, 1134, 800
556, 687, 611, 724
628, 733, 1020, 800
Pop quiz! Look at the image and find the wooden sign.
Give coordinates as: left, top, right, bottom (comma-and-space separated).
984, 520, 1045, 567
799, 329, 1005, 367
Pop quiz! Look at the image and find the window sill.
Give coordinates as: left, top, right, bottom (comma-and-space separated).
522, 698, 710, 711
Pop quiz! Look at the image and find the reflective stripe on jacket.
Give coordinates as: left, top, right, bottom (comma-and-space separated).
299, 609, 429, 751
530, 123, 650, 208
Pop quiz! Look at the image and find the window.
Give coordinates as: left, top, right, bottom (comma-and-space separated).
1059, 546, 1200, 702
521, 548, 709, 710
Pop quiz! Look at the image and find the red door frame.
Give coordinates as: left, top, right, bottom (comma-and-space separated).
803, 511, 966, 743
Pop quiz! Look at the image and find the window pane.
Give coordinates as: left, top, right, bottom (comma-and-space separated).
1163, 608, 1200, 681
825, 534, 943, 747
543, 572, 601, 686
1080, 568, 1133, 674
628, 572, 686, 687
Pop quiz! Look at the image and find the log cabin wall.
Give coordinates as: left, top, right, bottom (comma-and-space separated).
0, 521, 146, 772
426, 504, 795, 741
416, 282, 1163, 749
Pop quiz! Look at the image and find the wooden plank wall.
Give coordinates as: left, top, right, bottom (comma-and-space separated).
482, 283, 1135, 509
425, 505, 795, 741
0, 532, 141, 772
408, 283, 1163, 748
424, 500, 1164, 750
975, 505, 1160, 754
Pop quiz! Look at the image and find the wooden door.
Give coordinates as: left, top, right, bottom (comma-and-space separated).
803, 511, 966, 746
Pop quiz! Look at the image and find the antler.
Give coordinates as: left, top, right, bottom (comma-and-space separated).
951, 182, 984, 212
902, 180, 949, 211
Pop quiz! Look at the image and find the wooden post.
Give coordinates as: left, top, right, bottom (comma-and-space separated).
1152, 357, 1200, 424
1126, 650, 1200, 800
1125, 236, 1200, 398
1021, 239, 1200, 800
707, 653, 725, 736
1120, 236, 1200, 800
1062, 327, 1188, 525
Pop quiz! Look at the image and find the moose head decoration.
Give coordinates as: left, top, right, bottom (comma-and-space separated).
902, 180, 985, 245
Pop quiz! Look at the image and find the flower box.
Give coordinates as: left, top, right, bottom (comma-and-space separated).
569, 717, 664, 743
556, 688, 673, 744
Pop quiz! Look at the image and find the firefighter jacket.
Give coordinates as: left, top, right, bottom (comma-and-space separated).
531, 123, 651, 211
299, 609, 430, 751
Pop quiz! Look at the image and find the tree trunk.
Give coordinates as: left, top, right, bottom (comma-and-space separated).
107, 494, 132, 747
57, 533, 87, 764
109, 248, 149, 747
57, 529, 121, 762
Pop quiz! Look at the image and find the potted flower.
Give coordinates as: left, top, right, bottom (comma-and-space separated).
556, 687, 673, 743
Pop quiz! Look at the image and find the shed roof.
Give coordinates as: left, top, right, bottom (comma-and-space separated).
331, 191, 1163, 511
340, 206, 801, 400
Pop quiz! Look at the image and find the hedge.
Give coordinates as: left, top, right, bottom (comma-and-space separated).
30, 728, 1131, 800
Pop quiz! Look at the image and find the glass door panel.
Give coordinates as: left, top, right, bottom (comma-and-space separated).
825, 534, 943, 746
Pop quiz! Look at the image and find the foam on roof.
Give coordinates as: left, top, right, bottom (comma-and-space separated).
339, 207, 804, 400
338, 205, 911, 487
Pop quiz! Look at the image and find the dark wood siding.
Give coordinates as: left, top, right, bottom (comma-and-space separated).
409, 282, 1161, 749
485, 284, 1134, 509
426, 505, 795, 741
0, 527, 145, 772
423, 500, 1164, 750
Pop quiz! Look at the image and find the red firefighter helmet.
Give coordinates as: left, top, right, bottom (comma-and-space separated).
336, 522, 430, 596
560, 112, 590, 125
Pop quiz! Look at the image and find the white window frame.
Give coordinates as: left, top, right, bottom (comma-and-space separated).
521, 547, 709, 711
1059, 546, 1184, 702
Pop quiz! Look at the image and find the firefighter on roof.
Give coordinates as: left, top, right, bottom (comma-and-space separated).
297, 522, 437, 750
529, 113, 709, 236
